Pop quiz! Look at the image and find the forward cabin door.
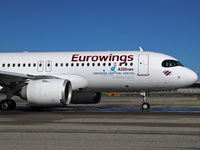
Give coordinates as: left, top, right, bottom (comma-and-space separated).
138, 54, 149, 76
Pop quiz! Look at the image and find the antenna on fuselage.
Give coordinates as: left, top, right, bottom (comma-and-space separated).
139, 46, 143, 51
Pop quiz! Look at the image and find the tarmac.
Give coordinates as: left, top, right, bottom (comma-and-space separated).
0, 96, 200, 150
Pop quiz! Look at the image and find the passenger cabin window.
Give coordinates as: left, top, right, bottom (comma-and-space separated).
162, 60, 183, 67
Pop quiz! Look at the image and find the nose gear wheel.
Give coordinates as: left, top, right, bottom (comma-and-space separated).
141, 103, 150, 110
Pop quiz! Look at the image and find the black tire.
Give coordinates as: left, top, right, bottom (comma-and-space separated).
0, 100, 16, 111
0, 100, 11, 110
141, 103, 150, 110
9, 100, 16, 110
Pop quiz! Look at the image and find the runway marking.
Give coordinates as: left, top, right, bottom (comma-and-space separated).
0, 129, 199, 136
11, 106, 200, 113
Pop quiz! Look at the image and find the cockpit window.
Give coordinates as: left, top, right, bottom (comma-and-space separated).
162, 60, 184, 67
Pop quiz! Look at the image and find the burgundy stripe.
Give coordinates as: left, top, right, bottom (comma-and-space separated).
166, 71, 171, 76
164, 71, 169, 74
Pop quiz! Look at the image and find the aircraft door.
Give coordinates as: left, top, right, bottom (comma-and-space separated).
37, 60, 44, 72
45, 60, 52, 72
138, 54, 149, 76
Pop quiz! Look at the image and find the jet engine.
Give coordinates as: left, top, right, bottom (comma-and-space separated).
20, 79, 72, 106
70, 92, 101, 104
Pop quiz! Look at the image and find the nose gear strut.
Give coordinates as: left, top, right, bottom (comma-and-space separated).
140, 92, 150, 110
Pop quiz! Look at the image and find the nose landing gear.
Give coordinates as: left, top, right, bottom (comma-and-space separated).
140, 92, 150, 110
141, 102, 150, 110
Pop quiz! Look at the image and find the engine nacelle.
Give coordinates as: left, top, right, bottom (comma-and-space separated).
20, 79, 72, 106
70, 92, 101, 104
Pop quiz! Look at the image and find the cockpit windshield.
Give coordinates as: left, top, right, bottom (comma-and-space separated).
162, 60, 184, 67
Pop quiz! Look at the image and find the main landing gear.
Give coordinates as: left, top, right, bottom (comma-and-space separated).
0, 99, 16, 111
0, 87, 17, 111
140, 92, 150, 110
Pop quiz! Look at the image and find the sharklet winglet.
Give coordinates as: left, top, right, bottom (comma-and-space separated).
139, 46, 143, 51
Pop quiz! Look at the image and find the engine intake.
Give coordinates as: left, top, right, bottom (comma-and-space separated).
20, 79, 72, 106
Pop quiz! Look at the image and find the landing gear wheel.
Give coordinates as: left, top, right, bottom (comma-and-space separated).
141, 103, 150, 110
0, 100, 16, 111
0, 100, 10, 110
9, 100, 16, 110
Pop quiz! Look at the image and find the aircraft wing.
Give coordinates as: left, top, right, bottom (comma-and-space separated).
0, 70, 59, 94
0, 70, 28, 83
0, 70, 87, 91
0, 70, 58, 84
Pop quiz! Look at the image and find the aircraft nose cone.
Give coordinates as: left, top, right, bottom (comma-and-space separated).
188, 70, 198, 85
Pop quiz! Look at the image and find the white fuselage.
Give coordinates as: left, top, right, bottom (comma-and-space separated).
0, 51, 198, 92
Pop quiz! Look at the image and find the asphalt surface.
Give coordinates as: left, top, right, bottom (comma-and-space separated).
0, 96, 200, 150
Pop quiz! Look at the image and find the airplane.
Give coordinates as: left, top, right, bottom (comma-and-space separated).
0, 47, 198, 111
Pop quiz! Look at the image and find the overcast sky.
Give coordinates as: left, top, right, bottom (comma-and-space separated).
0, 0, 199, 80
